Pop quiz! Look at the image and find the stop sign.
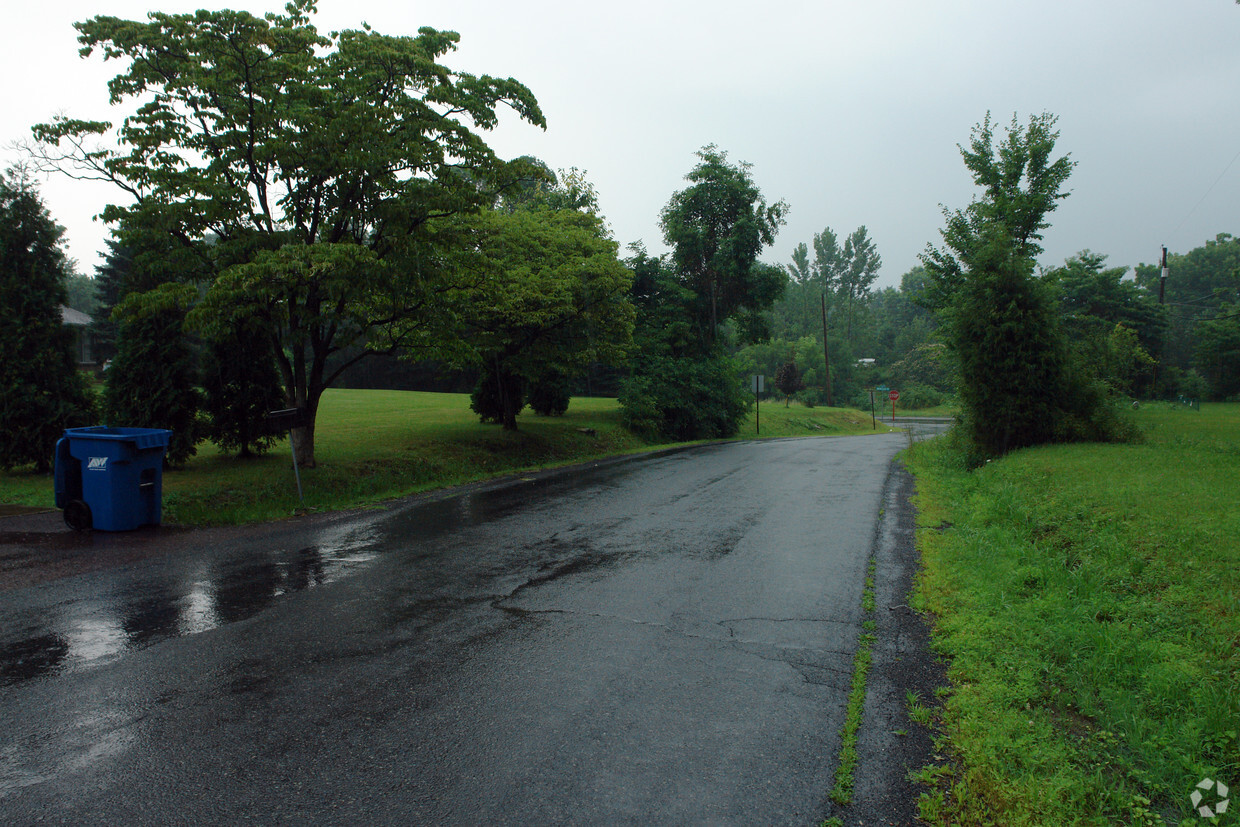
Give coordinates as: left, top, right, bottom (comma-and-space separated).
889, 389, 900, 402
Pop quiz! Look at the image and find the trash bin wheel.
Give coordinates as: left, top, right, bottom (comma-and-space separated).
64, 499, 92, 531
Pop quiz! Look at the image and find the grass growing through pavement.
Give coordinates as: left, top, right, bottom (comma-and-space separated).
0, 390, 889, 526
905, 403, 1239, 825
830, 554, 880, 806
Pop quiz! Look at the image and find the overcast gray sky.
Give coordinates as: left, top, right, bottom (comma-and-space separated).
5, 0, 1240, 289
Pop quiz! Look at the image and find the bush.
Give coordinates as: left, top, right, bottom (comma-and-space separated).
470, 367, 525, 428
896, 383, 947, 410
619, 355, 750, 441
794, 388, 818, 408
528, 372, 571, 416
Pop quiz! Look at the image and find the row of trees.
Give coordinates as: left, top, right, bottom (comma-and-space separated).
20, 2, 617, 468
739, 112, 1237, 463
7, 2, 796, 469
5, 1, 1234, 472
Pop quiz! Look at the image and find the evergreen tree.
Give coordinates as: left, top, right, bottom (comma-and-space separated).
104, 307, 202, 467
470, 365, 525, 426
945, 229, 1071, 455
0, 170, 95, 471
202, 325, 284, 457
90, 239, 133, 365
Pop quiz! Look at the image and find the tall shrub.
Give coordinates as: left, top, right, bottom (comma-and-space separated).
619, 355, 750, 441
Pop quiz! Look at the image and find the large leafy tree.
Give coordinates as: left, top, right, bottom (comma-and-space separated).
659, 145, 788, 351
0, 170, 96, 470
29, 0, 545, 466
454, 205, 634, 430
1044, 250, 1164, 394
1047, 251, 1163, 346
923, 113, 1132, 460
617, 149, 786, 441
618, 247, 749, 440
1193, 306, 1240, 399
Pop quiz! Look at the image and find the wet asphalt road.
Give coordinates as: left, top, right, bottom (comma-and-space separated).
0, 432, 933, 825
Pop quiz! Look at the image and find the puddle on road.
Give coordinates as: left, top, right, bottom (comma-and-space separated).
0, 534, 379, 687
2, 460, 652, 688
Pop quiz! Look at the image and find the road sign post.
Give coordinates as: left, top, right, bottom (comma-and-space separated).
889, 389, 899, 422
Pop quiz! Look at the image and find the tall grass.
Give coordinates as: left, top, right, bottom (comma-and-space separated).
906, 403, 1239, 825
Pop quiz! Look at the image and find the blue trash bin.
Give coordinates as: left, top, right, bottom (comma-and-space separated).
54, 427, 173, 531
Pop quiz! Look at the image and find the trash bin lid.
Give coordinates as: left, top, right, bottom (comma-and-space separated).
63, 426, 172, 451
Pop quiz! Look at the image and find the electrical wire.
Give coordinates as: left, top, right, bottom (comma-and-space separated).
1170, 144, 1240, 241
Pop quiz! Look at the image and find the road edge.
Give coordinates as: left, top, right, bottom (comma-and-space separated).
824, 458, 948, 826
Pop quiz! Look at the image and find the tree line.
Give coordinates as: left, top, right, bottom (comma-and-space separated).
4, 2, 1237, 474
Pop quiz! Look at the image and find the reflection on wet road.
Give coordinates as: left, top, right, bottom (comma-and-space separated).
0, 431, 943, 824
1, 533, 379, 686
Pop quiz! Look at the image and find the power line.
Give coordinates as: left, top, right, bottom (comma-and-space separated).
1171, 144, 1240, 239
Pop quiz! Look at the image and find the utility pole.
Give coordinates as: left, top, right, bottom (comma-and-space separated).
1159, 245, 1168, 305
1153, 245, 1168, 394
821, 293, 833, 407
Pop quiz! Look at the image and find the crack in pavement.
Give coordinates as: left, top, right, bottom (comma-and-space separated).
491, 601, 857, 683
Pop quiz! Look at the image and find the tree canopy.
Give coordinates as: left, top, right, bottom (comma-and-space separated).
659, 145, 788, 351
30, 0, 546, 466
922, 112, 1075, 311
923, 113, 1133, 461
453, 205, 634, 430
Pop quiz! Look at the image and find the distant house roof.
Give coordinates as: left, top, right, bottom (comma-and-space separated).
60, 305, 92, 326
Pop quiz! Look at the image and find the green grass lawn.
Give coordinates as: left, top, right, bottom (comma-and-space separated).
905, 402, 1239, 826
1, 390, 889, 526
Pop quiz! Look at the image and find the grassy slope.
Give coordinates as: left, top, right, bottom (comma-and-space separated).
1, 390, 890, 525
906, 404, 1239, 826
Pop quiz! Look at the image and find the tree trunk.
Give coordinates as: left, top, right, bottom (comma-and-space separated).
291, 419, 316, 469
290, 395, 320, 468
